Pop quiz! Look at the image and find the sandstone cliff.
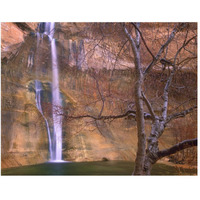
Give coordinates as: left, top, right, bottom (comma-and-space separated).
1, 22, 197, 168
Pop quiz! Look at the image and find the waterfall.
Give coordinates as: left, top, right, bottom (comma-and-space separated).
35, 80, 53, 159
34, 22, 63, 162
49, 23, 63, 161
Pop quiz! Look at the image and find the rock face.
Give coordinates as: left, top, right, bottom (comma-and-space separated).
1, 22, 38, 62
1, 22, 197, 169
1, 22, 138, 168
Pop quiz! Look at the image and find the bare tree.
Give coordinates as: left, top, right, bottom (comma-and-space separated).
57, 22, 197, 175
122, 22, 197, 175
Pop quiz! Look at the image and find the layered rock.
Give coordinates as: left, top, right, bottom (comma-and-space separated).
1, 22, 38, 62
1, 23, 136, 168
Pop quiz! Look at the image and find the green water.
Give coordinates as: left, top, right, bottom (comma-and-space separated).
1, 161, 197, 176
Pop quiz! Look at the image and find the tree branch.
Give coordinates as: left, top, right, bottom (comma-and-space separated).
172, 98, 197, 112
157, 138, 197, 159
144, 23, 187, 75
176, 56, 197, 66
162, 34, 197, 120
162, 68, 175, 120
64, 110, 153, 121
173, 35, 197, 66
165, 105, 197, 124
135, 22, 140, 47
112, 39, 129, 70
142, 92, 156, 120
92, 75, 105, 117
131, 22, 155, 60
123, 24, 138, 59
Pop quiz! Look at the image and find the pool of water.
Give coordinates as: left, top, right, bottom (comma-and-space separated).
1, 161, 197, 176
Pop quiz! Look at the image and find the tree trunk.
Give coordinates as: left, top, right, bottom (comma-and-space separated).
143, 120, 159, 175
143, 119, 166, 175
134, 72, 146, 174
133, 51, 146, 175
123, 24, 146, 175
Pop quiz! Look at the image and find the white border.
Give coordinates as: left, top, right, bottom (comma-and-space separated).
0, 1, 199, 200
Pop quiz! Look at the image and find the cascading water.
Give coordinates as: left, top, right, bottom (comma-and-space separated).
34, 80, 53, 159
48, 22, 63, 161
34, 22, 63, 162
